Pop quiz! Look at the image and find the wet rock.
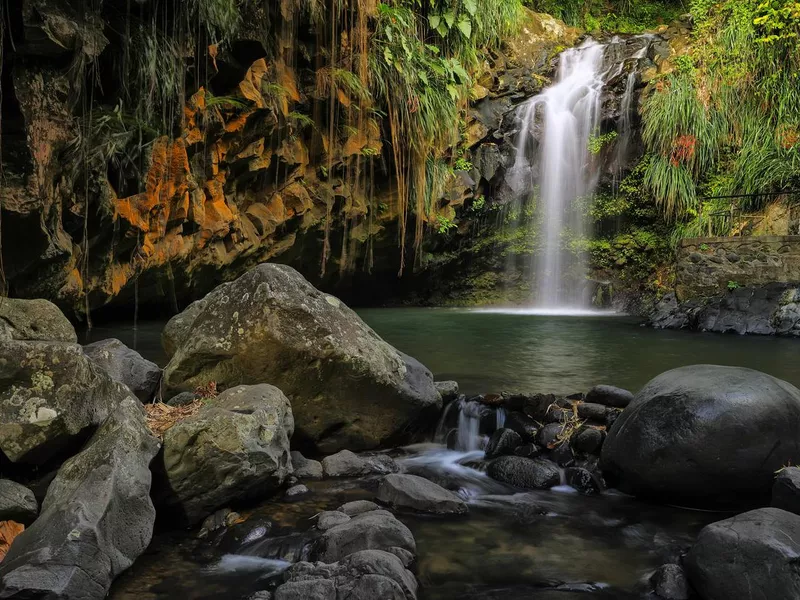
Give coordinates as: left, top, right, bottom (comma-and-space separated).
585, 385, 633, 408
565, 467, 602, 496
154, 384, 293, 525
0, 340, 133, 465
291, 451, 323, 479
376, 473, 468, 515
522, 393, 564, 421
316, 510, 416, 563
545, 407, 573, 424
0, 480, 38, 524
650, 564, 691, 600
285, 484, 309, 498
484, 428, 522, 460
536, 422, 563, 448
605, 408, 622, 428
487, 456, 560, 490
198, 508, 241, 539
163, 264, 441, 453
322, 450, 397, 477
275, 579, 335, 600
771, 467, 800, 515
83, 338, 161, 402
434, 381, 459, 402
571, 427, 604, 454
504, 411, 539, 442
318, 511, 351, 531
0, 396, 159, 599
685, 508, 800, 600
513, 443, 543, 458
602, 365, 800, 507
337, 500, 380, 516
0, 298, 76, 342
550, 442, 575, 467
576, 402, 607, 423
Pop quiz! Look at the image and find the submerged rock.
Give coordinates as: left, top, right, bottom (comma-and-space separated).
0, 340, 133, 465
650, 564, 691, 600
585, 385, 633, 408
376, 473, 468, 515
487, 456, 560, 490
0, 396, 159, 599
154, 384, 293, 525
565, 467, 602, 496
685, 508, 800, 600
83, 338, 161, 402
602, 365, 800, 507
772, 467, 800, 515
0, 480, 38, 525
163, 264, 441, 453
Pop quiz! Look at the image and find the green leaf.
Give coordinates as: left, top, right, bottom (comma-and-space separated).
428, 14, 441, 29
457, 16, 472, 39
447, 83, 459, 100
444, 10, 456, 28
383, 47, 393, 65
464, 0, 477, 16
419, 71, 429, 86
436, 22, 448, 37
385, 25, 393, 42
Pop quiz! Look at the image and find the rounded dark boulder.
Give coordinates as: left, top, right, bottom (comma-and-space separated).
601, 365, 800, 507
484, 428, 522, 460
486, 456, 560, 490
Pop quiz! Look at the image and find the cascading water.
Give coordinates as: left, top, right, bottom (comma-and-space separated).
511, 40, 606, 309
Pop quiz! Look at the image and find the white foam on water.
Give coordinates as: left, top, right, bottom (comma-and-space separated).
469, 307, 623, 317
208, 554, 291, 575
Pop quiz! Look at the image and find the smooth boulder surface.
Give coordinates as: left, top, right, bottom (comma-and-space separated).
0, 340, 132, 464
83, 338, 162, 402
487, 456, 560, 490
163, 264, 441, 452
484, 428, 522, 460
585, 385, 633, 408
772, 467, 800, 515
321, 450, 397, 477
685, 508, 800, 600
0, 396, 160, 599
0, 298, 77, 343
601, 365, 800, 506
316, 509, 416, 563
291, 451, 323, 479
0, 481, 38, 524
376, 473, 468, 515
154, 384, 293, 525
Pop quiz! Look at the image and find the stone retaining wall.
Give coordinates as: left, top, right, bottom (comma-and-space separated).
676, 235, 800, 300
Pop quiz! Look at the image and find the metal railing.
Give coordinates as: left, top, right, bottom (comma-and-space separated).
697, 191, 800, 237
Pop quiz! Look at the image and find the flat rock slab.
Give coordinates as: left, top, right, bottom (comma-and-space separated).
376, 474, 468, 515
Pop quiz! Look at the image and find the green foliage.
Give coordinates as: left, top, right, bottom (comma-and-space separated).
525, 0, 683, 32
728, 280, 741, 290
471, 195, 486, 211
436, 216, 458, 234
588, 130, 618, 155
642, 0, 800, 233
454, 157, 474, 171
191, 0, 242, 41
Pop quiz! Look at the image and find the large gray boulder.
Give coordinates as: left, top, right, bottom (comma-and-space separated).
316, 509, 416, 563
376, 473, 468, 515
685, 508, 800, 600
0, 480, 38, 525
0, 396, 160, 599
0, 298, 76, 343
274, 550, 417, 600
83, 338, 161, 402
0, 340, 133, 464
162, 264, 441, 453
153, 384, 294, 525
601, 365, 800, 507
772, 467, 800, 515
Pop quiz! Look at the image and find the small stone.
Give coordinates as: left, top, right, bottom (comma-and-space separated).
650, 563, 691, 600
513, 443, 543, 458
605, 409, 622, 428
504, 411, 539, 442
290, 451, 323, 479
487, 456, 560, 490
166, 391, 197, 407
545, 407, 573, 424
536, 423, 563, 448
285, 484, 309, 498
576, 402, 607, 423
0, 480, 38, 524
376, 473, 468, 515
434, 381, 459, 402
318, 511, 351, 531
571, 427, 604, 454
585, 385, 633, 408
551, 442, 575, 467
322, 450, 368, 477
565, 467, 603, 496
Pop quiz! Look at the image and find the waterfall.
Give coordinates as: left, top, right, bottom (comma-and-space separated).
512, 40, 606, 309
434, 398, 500, 452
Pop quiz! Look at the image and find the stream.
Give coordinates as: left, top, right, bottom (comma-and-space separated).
99, 309, 798, 599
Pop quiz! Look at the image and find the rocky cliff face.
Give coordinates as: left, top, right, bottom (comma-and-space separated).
0, 1, 684, 317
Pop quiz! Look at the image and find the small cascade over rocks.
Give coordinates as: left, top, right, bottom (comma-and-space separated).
506, 35, 661, 309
